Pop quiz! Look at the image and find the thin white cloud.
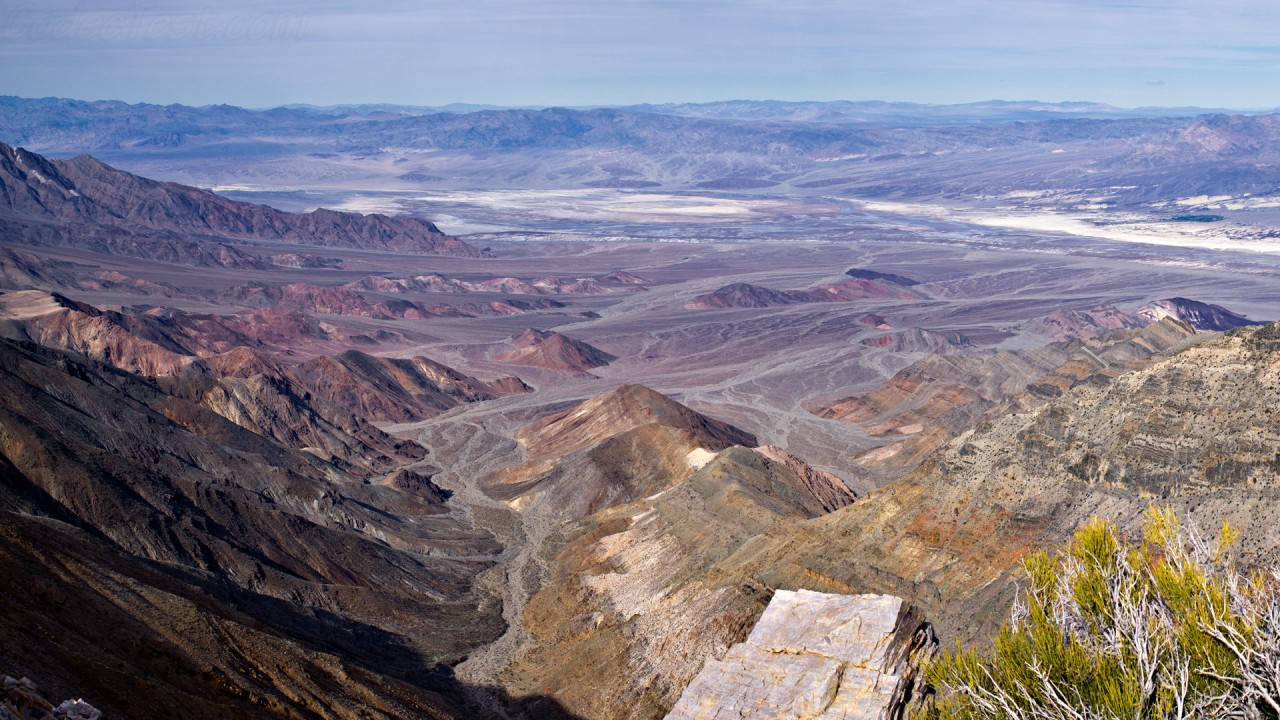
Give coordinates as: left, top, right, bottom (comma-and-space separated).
3, 0, 1280, 107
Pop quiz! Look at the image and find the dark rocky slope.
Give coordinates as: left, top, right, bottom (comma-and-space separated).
0, 337, 504, 718
0, 142, 482, 259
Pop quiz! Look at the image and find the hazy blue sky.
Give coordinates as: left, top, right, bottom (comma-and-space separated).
3, 0, 1279, 108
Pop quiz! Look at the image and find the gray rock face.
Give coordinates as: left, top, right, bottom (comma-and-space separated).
666, 590, 936, 720
1, 676, 100, 720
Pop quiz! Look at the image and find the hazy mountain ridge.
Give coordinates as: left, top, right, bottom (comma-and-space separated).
8, 96, 1280, 205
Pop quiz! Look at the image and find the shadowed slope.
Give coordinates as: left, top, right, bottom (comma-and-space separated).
0, 337, 505, 718
291, 350, 530, 423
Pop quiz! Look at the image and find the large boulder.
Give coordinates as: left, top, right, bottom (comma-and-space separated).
666, 590, 936, 719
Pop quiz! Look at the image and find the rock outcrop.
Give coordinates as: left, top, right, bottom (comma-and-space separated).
1, 676, 101, 720
752, 446, 858, 514
666, 590, 936, 720
860, 328, 969, 354
1023, 304, 1149, 341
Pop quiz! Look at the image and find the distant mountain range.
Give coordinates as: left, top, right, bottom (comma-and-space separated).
6, 95, 1279, 207
622, 98, 1270, 125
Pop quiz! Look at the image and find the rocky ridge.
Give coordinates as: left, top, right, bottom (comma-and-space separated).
1138, 296, 1267, 331
817, 318, 1198, 477
482, 384, 759, 519
347, 271, 646, 296
0, 142, 483, 258
0, 290, 523, 476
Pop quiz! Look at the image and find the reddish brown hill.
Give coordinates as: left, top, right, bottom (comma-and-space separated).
483, 384, 758, 519
792, 277, 921, 302
0, 290, 194, 375
684, 283, 797, 309
518, 384, 756, 463
494, 328, 616, 372
291, 350, 530, 423
685, 277, 921, 309
1024, 304, 1149, 341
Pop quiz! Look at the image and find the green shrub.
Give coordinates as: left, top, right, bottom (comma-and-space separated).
925, 507, 1280, 719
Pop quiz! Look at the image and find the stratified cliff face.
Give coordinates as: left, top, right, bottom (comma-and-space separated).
0, 142, 484, 259
0, 337, 502, 719
505, 321, 1280, 719
666, 591, 935, 720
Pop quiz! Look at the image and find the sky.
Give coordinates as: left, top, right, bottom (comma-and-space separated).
3, 0, 1280, 109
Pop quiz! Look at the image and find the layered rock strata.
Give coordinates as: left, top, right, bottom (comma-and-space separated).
666, 590, 935, 720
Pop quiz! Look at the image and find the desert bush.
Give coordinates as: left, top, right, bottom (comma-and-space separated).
926, 507, 1280, 719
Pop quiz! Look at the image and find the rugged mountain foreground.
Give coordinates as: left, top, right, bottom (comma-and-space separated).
496, 320, 1280, 719
0, 336, 508, 718
6, 298, 1280, 718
